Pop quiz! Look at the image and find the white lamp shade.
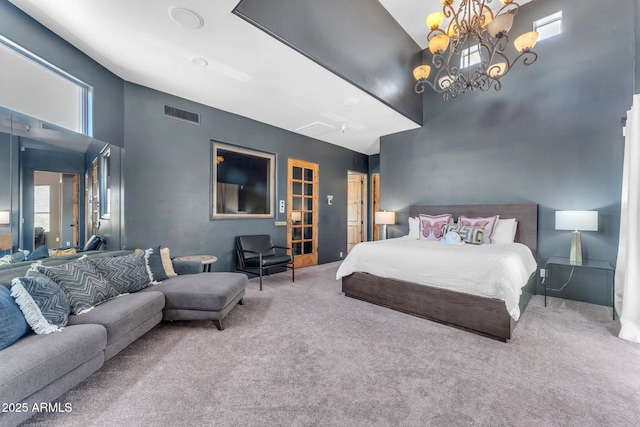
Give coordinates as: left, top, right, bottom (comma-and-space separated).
555, 210, 598, 231
0, 211, 10, 225
375, 211, 396, 225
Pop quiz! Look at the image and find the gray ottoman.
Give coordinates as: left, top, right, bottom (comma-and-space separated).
140, 272, 246, 330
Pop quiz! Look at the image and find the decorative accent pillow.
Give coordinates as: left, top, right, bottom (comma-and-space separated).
10, 276, 70, 334
418, 214, 453, 240
0, 286, 29, 349
443, 224, 485, 245
458, 215, 499, 244
492, 218, 518, 244
27, 245, 49, 261
91, 252, 152, 294
408, 217, 419, 239
51, 248, 77, 257
144, 246, 169, 282
37, 256, 119, 315
160, 247, 178, 277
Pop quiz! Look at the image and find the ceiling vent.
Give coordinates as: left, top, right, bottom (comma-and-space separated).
163, 105, 200, 125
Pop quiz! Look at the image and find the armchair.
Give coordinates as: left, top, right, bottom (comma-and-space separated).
236, 235, 294, 291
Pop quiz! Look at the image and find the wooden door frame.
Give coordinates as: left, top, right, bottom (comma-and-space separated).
287, 158, 319, 268
347, 171, 368, 251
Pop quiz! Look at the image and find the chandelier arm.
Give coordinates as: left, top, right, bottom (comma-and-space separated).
495, 2, 520, 17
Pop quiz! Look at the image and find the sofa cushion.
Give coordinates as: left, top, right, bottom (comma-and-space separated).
67, 291, 165, 346
141, 273, 246, 311
37, 257, 120, 314
0, 286, 28, 350
91, 251, 151, 294
10, 276, 70, 334
0, 324, 106, 405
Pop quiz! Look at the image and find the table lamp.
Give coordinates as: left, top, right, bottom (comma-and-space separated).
375, 211, 395, 240
555, 210, 598, 265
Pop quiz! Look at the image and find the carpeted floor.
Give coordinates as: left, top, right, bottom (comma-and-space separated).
23, 262, 640, 427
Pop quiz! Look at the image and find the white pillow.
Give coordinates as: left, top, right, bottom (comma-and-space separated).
492, 218, 518, 244
408, 217, 419, 239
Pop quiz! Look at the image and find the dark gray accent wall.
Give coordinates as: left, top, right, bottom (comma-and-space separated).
379, 0, 634, 307
124, 83, 368, 271
234, 0, 423, 125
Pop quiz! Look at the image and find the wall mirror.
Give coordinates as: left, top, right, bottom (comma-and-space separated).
211, 141, 275, 219
0, 106, 124, 268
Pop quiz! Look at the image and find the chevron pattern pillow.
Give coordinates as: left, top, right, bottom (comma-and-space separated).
91, 252, 152, 294
10, 276, 70, 334
37, 257, 119, 315
443, 224, 485, 245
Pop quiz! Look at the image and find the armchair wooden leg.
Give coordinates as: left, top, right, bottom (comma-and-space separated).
213, 319, 224, 330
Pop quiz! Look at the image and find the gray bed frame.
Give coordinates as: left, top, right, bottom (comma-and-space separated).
342, 203, 538, 342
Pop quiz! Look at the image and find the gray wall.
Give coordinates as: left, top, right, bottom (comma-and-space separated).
124, 83, 368, 271
379, 0, 634, 307
234, 0, 423, 125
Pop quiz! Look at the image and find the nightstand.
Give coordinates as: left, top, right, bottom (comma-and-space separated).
545, 256, 615, 320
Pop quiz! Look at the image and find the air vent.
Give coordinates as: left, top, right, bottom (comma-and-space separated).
163, 105, 200, 125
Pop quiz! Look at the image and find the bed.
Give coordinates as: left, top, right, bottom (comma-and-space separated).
339, 203, 538, 342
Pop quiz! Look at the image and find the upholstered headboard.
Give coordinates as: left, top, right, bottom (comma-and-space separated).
409, 203, 538, 253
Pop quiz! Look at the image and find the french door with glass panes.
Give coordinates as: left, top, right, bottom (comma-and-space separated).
287, 159, 318, 268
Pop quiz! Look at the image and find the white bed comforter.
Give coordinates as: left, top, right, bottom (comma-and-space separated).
336, 237, 537, 320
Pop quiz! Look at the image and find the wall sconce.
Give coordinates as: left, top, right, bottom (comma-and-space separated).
375, 211, 396, 240
555, 210, 598, 265
0, 211, 10, 225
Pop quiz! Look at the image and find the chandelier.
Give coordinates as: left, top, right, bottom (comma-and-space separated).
413, 0, 539, 100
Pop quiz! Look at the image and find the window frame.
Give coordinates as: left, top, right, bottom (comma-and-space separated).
211, 141, 276, 219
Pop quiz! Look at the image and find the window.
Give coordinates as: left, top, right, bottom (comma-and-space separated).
211, 142, 275, 219
460, 44, 481, 68
34, 185, 50, 232
534, 11, 563, 42
0, 36, 91, 135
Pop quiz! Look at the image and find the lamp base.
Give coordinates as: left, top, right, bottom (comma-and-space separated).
570, 231, 582, 265
381, 224, 388, 240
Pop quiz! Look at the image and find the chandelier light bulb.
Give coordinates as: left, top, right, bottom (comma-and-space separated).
428, 34, 450, 54
514, 31, 539, 52
488, 62, 507, 77
413, 65, 431, 81
487, 13, 514, 37
426, 12, 445, 30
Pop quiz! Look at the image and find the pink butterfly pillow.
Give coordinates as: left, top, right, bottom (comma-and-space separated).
458, 215, 500, 244
418, 214, 453, 240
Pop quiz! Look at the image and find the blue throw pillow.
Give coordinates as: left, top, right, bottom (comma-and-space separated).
11, 276, 70, 334
0, 285, 29, 349
27, 245, 49, 261
145, 246, 169, 282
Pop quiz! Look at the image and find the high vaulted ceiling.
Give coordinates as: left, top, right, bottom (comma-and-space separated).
9, 0, 530, 155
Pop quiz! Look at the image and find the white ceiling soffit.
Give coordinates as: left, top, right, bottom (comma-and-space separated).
9, 0, 422, 155
379, 0, 534, 49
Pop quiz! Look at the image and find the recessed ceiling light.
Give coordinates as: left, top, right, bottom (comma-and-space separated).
192, 57, 208, 67
343, 97, 360, 107
168, 6, 204, 29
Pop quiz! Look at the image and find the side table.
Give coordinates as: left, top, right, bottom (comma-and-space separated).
545, 256, 615, 320
173, 255, 218, 272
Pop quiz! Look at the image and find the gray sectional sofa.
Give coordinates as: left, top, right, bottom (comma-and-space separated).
0, 250, 247, 427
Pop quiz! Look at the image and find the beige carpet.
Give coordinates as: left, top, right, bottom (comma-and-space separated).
23, 262, 640, 427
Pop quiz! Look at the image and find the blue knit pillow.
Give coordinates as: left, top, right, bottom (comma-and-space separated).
10, 276, 70, 334
0, 286, 29, 349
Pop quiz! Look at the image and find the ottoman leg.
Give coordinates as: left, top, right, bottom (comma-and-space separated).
213, 319, 224, 331
238, 298, 244, 305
